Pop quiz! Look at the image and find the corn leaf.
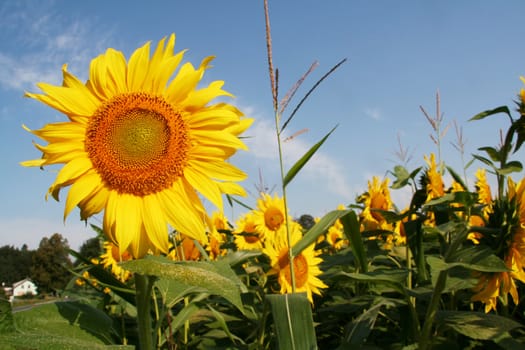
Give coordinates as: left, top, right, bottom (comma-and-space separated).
266, 293, 317, 350
283, 125, 337, 188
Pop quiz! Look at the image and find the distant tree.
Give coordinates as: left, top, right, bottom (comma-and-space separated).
30, 233, 73, 295
296, 214, 316, 231
75, 237, 102, 265
0, 245, 34, 284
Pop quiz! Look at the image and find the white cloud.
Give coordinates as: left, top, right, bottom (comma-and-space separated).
244, 116, 353, 199
0, 3, 114, 92
364, 107, 382, 120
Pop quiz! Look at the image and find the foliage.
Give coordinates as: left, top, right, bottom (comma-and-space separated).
11, 2, 525, 349
0, 245, 34, 284
31, 233, 73, 294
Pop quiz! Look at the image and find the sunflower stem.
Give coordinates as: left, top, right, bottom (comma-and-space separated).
135, 273, 155, 350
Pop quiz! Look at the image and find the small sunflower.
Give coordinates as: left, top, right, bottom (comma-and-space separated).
264, 221, 327, 303
233, 212, 263, 251
424, 153, 445, 201
475, 168, 493, 217
99, 241, 132, 282
253, 193, 287, 241
472, 176, 525, 312
358, 177, 394, 232
168, 234, 202, 261
22, 34, 252, 258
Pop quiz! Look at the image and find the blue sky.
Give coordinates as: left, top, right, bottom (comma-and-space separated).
1, 0, 524, 250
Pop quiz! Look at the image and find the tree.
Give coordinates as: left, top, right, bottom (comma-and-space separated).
30, 233, 73, 295
75, 237, 102, 266
0, 245, 34, 284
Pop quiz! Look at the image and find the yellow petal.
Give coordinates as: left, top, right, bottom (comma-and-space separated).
142, 194, 169, 253
51, 157, 93, 193
188, 159, 247, 182
64, 171, 102, 220
184, 167, 222, 209
26, 82, 98, 117
157, 180, 206, 242
78, 183, 109, 220
183, 80, 232, 108
127, 40, 151, 91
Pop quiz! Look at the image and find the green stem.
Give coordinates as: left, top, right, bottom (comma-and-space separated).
135, 273, 155, 350
418, 228, 465, 349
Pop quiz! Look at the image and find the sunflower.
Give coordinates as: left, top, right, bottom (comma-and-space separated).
98, 241, 133, 282
253, 193, 287, 241
358, 177, 394, 232
204, 211, 228, 259
324, 204, 348, 250
233, 212, 264, 251
424, 153, 445, 201
22, 34, 252, 258
471, 176, 525, 312
168, 234, 202, 261
263, 221, 327, 303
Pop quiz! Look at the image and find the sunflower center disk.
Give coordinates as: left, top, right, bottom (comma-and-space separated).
86, 93, 189, 196
264, 207, 284, 230
279, 253, 308, 288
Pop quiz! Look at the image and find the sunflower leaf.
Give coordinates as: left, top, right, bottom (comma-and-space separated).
469, 105, 513, 122
283, 125, 337, 188
122, 256, 245, 312
341, 210, 368, 273
435, 311, 523, 340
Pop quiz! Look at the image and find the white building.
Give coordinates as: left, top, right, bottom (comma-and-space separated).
12, 278, 38, 298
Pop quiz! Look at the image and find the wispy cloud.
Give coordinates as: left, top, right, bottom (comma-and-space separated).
0, 2, 115, 91
243, 112, 353, 199
364, 107, 382, 120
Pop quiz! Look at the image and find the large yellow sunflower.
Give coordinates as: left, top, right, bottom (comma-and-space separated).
22, 34, 252, 258
263, 221, 327, 303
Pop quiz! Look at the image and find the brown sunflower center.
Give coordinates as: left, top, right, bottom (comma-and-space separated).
86, 92, 189, 196
278, 252, 308, 288
265, 206, 284, 230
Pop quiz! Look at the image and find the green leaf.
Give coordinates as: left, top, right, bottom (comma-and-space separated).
390, 165, 410, 189
283, 125, 337, 187
219, 250, 263, 267
339, 271, 407, 295
341, 210, 368, 273
0, 301, 123, 349
435, 310, 524, 340
266, 293, 317, 350
427, 254, 507, 274
478, 146, 501, 162
497, 160, 523, 175
342, 299, 396, 346
472, 154, 496, 169
292, 209, 348, 256
207, 305, 246, 345
469, 105, 513, 122
446, 165, 468, 191
122, 256, 245, 311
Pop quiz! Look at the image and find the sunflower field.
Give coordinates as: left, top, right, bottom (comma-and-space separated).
2, 1, 525, 349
